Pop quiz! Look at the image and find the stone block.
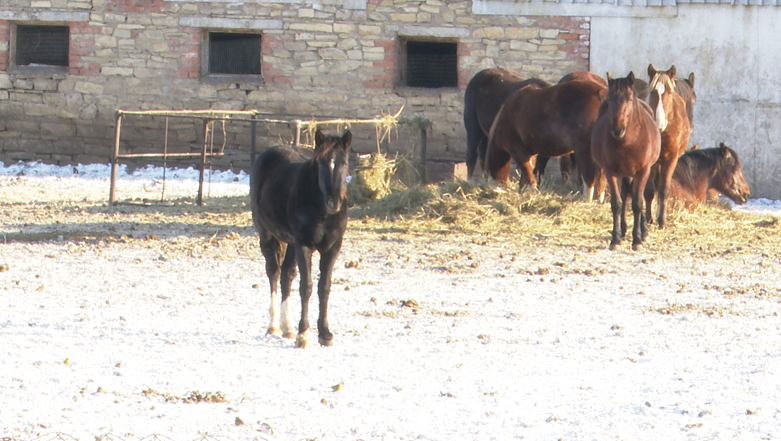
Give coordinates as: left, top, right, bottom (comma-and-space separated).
0, 74, 12, 89
74, 81, 104, 95
289, 23, 333, 33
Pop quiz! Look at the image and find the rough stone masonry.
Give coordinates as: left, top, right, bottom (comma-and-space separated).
0, 0, 589, 172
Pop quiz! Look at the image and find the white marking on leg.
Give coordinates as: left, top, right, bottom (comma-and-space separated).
296, 330, 311, 349
281, 297, 295, 339
267, 291, 281, 336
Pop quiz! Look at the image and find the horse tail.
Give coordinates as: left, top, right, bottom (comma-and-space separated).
463, 81, 482, 178
484, 102, 507, 172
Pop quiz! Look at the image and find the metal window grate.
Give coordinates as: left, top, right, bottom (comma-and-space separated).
405, 41, 458, 88
209, 32, 261, 75
16, 25, 69, 67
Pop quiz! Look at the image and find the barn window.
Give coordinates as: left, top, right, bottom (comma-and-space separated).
208, 32, 261, 75
15, 25, 70, 67
403, 40, 458, 89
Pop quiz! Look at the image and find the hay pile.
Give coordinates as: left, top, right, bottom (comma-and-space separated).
347, 165, 781, 256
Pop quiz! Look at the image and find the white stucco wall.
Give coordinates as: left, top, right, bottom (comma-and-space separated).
591, 5, 781, 199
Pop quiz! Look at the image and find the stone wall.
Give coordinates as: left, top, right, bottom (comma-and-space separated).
0, 0, 590, 172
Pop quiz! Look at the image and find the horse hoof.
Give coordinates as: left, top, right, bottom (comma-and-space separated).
266, 327, 281, 337
318, 336, 334, 347
282, 331, 296, 339
609, 242, 619, 251
632, 243, 643, 252
295, 333, 311, 349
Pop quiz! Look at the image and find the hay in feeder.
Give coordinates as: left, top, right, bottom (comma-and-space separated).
348, 153, 397, 205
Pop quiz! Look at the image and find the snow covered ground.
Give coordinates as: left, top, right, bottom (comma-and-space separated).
2, 160, 781, 441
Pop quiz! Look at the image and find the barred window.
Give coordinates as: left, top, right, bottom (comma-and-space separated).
208, 32, 261, 75
404, 40, 458, 89
16, 25, 70, 67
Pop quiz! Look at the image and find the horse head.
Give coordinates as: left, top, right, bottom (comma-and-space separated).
314, 129, 352, 214
714, 142, 750, 205
647, 64, 677, 132
605, 71, 637, 140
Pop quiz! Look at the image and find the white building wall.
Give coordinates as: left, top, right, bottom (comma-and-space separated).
591, 5, 781, 199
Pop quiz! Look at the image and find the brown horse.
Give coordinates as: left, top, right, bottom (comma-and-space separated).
591, 72, 661, 251
532, 71, 609, 184
463, 68, 549, 179
646, 64, 691, 229
560, 71, 608, 88
485, 79, 606, 196
669, 143, 750, 211
633, 72, 696, 131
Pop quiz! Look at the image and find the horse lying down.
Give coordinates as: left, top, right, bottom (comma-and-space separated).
668, 142, 750, 211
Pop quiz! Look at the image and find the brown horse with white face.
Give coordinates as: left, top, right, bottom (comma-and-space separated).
591, 72, 661, 251
646, 64, 691, 229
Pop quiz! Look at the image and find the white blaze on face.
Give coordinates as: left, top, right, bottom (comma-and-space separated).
653, 81, 668, 131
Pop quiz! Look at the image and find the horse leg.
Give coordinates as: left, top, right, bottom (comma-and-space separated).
259, 236, 285, 337
316, 246, 341, 347
485, 144, 512, 185
516, 156, 537, 192
575, 147, 595, 201
656, 157, 679, 229
632, 168, 653, 251
533, 155, 550, 183
278, 245, 298, 339
466, 131, 485, 179
607, 175, 623, 250
619, 177, 631, 240
294, 244, 314, 348
644, 165, 658, 225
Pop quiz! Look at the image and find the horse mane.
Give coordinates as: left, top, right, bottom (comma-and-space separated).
649, 71, 675, 96
675, 144, 737, 187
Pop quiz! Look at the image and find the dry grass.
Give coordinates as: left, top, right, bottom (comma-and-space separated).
3, 165, 781, 260
347, 173, 781, 258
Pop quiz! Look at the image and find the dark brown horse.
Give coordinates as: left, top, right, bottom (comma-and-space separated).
646, 64, 691, 229
669, 143, 750, 210
250, 129, 351, 348
463, 68, 549, 179
591, 72, 661, 251
532, 71, 609, 184
485, 79, 606, 196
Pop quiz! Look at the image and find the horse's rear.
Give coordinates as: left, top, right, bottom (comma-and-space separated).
591, 72, 661, 250
251, 129, 351, 348
486, 78, 606, 196
464, 68, 549, 179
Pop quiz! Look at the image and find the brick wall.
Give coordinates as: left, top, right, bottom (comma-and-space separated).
0, 1, 592, 171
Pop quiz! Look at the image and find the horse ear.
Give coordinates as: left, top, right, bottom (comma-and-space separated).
315, 129, 325, 147
668, 65, 677, 79
341, 130, 352, 149
627, 71, 635, 86
720, 142, 732, 158
691, 143, 699, 150
647, 64, 656, 78
688, 72, 695, 87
